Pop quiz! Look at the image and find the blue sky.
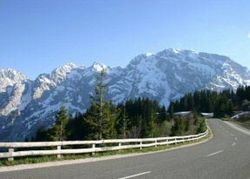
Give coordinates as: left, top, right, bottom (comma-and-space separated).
1, 0, 250, 79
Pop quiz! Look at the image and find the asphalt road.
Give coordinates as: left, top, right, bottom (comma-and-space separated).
1, 119, 250, 179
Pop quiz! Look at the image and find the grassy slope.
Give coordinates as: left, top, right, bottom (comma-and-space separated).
234, 119, 250, 130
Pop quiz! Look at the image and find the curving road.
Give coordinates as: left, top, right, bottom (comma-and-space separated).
1, 119, 250, 179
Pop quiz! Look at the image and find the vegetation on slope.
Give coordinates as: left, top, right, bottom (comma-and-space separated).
33, 70, 206, 141
168, 86, 250, 118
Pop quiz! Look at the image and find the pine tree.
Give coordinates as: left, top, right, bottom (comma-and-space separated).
103, 101, 119, 138
158, 106, 168, 122
66, 113, 88, 140
83, 104, 100, 139
84, 69, 119, 139
49, 106, 69, 141
121, 103, 129, 138
94, 69, 107, 139
35, 127, 50, 141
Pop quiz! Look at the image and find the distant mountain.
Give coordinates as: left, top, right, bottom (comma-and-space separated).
0, 48, 250, 141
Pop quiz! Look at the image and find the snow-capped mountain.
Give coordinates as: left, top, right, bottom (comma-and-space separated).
0, 48, 250, 141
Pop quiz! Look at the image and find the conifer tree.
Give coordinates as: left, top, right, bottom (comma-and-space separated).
94, 69, 107, 139
49, 106, 69, 141
84, 69, 119, 139
83, 70, 107, 139
103, 101, 119, 138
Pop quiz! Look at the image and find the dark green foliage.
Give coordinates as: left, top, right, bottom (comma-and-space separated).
168, 86, 250, 118
83, 70, 119, 139
49, 106, 70, 141
171, 114, 205, 136
115, 104, 130, 138
34, 106, 70, 141
241, 100, 250, 111
196, 119, 207, 134
88, 69, 108, 139
171, 117, 186, 136
168, 90, 218, 113
185, 119, 191, 132
213, 94, 233, 117
34, 97, 205, 141
66, 113, 88, 140
34, 127, 50, 141
235, 86, 250, 110
117, 98, 163, 138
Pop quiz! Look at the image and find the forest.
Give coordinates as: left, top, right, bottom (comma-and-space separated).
34, 70, 206, 141
34, 71, 250, 142
169, 85, 250, 117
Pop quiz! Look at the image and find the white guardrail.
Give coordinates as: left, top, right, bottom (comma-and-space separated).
0, 130, 208, 161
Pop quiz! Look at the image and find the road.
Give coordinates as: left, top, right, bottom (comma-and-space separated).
1, 119, 250, 179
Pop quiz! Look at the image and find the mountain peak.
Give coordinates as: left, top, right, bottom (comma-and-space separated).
55, 63, 78, 72
168, 48, 181, 53
0, 69, 28, 92
158, 48, 199, 56
51, 63, 78, 77
91, 62, 108, 72
145, 52, 154, 57
0, 68, 28, 80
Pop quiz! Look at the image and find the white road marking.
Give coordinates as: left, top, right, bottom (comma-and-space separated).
235, 137, 238, 141
207, 150, 224, 157
118, 171, 151, 179
232, 142, 236, 146
230, 133, 235, 137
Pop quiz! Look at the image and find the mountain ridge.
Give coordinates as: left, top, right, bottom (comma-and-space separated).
0, 48, 250, 141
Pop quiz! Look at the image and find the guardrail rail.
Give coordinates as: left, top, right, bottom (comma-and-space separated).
0, 130, 208, 161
